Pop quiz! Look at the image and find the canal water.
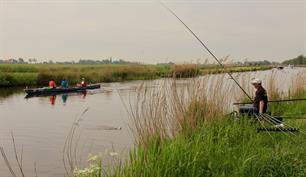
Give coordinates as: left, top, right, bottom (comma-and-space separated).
0, 67, 305, 177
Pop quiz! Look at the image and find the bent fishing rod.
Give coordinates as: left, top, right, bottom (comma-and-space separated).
159, 2, 253, 102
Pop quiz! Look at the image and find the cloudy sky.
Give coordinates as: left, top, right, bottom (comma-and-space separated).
0, 0, 305, 63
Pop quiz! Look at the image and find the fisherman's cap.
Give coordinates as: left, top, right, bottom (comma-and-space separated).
251, 78, 262, 84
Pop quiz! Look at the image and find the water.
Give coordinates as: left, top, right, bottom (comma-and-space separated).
0, 67, 305, 177
0, 82, 138, 177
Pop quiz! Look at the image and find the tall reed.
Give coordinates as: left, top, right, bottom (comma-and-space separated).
123, 74, 238, 147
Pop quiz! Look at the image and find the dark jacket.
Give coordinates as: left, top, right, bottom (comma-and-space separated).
254, 86, 268, 113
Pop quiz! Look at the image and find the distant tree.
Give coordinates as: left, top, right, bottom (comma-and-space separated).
8, 58, 18, 64
18, 58, 25, 64
282, 55, 306, 65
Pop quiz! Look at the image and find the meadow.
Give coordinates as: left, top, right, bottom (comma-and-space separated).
0, 64, 272, 87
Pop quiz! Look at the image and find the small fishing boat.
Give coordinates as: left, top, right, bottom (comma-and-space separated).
24, 84, 101, 97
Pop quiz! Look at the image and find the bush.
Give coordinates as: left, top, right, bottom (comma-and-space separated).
171, 64, 200, 78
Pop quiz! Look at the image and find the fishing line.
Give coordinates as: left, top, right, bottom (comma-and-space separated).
260, 114, 297, 138
264, 114, 306, 136
159, 1, 253, 102
254, 114, 274, 139
257, 114, 295, 142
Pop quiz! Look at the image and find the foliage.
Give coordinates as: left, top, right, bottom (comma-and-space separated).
282, 55, 306, 65
74, 154, 102, 177
0, 64, 272, 87
0, 71, 37, 87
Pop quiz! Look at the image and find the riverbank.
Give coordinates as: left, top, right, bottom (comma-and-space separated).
0, 64, 273, 87
74, 73, 306, 177
75, 104, 306, 177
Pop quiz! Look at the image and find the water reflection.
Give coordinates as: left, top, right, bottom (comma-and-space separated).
48, 91, 87, 105
0, 88, 23, 100
61, 94, 68, 103
49, 95, 56, 105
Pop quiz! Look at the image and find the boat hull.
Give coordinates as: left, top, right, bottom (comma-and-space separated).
24, 84, 101, 97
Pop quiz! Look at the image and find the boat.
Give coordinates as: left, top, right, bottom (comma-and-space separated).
24, 84, 101, 97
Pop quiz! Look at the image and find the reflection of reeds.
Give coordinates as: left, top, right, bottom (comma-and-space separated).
0, 132, 35, 177
0, 146, 17, 177
63, 108, 89, 177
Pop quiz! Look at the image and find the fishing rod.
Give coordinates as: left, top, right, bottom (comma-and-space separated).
233, 98, 306, 105
159, 1, 253, 102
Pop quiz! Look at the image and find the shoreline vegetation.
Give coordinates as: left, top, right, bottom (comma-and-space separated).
0, 64, 273, 87
72, 70, 306, 177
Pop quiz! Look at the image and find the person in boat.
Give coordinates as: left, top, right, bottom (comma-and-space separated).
49, 79, 56, 89
80, 78, 87, 87
61, 79, 68, 88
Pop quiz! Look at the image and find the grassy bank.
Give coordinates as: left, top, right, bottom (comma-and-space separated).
74, 71, 306, 177
75, 106, 306, 177
0, 64, 272, 87
112, 119, 305, 177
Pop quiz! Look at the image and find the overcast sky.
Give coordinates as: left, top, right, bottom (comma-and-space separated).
0, 0, 305, 63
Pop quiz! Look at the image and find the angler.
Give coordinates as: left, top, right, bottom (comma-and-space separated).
238, 78, 286, 128
160, 2, 301, 133
239, 78, 268, 116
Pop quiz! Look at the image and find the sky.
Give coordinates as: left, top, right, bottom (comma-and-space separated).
0, 0, 305, 64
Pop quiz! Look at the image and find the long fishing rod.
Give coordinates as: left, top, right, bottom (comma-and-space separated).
160, 1, 253, 102
233, 98, 306, 105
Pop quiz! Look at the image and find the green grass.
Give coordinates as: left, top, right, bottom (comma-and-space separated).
200, 66, 273, 75
75, 118, 306, 177
0, 64, 273, 87
0, 72, 38, 87
268, 91, 306, 116
114, 119, 305, 177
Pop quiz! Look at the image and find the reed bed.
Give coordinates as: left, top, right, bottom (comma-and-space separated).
122, 75, 238, 147
0, 64, 272, 87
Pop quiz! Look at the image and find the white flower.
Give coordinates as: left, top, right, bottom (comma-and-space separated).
109, 152, 119, 157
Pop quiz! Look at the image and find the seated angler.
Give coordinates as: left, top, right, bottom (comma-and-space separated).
239, 78, 268, 117
251, 78, 268, 114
